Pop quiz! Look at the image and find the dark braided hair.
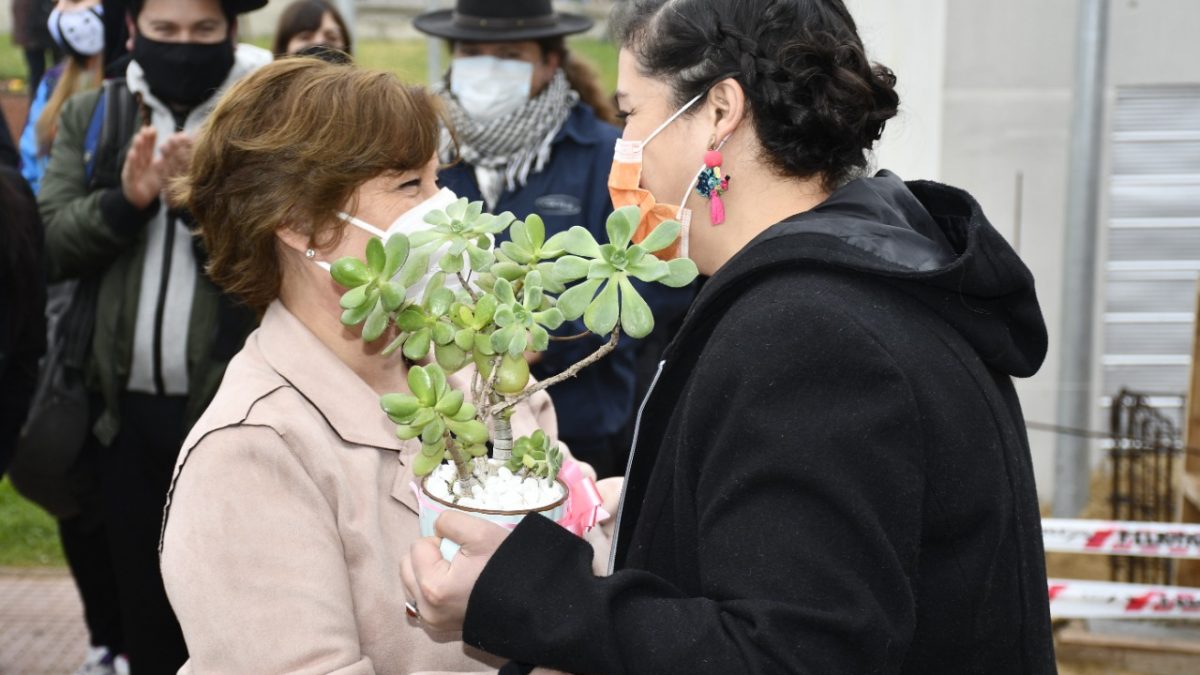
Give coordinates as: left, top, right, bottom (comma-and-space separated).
612, 0, 899, 190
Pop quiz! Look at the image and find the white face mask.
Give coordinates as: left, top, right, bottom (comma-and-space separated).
450, 56, 534, 122
317, 188, 483, 299
48, 5, 106, 59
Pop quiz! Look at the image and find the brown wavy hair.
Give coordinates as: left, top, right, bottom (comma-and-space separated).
176, 58, 445, 312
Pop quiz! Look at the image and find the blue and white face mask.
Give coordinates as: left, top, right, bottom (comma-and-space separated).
49, 5, 106, 60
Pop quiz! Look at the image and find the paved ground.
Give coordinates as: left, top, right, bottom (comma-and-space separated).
0, 568, 87, 675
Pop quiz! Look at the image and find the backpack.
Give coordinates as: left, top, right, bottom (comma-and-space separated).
10, 79, 140, 518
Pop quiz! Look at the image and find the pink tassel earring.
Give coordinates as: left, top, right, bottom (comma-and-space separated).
696, 148, 731, 225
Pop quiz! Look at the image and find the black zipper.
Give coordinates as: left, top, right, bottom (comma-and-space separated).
151, 114, 187, 395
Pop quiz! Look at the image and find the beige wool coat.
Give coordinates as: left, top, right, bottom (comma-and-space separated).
159, 301, 566, 674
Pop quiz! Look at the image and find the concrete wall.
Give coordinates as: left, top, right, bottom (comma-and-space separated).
849, 0, 1200, 505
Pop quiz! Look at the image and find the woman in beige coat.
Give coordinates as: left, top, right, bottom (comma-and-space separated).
159, 58, 597, 674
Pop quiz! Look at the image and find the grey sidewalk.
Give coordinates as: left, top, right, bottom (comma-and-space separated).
0, 568, 87, 675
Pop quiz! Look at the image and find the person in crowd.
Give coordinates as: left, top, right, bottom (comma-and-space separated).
273, 0, 352, 57
20, 0, 109, 194
402, 1, 1058, 673
12, 0, 61, 95
37, 0, 270, 671
415, 0, 693, 479
158, 57, 593, 673
0, 165, 46, 481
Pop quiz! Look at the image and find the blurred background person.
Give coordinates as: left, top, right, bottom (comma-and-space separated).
273, 0, 352, 57
20, 0, 111, 194
11, 0, 61, 96
37, 0, 270, 670
415, 0, 693, 479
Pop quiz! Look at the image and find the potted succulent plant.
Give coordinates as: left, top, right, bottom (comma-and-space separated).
330, 200, 697, 552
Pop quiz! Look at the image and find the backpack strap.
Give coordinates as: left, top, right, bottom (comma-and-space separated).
87, 78, 139, 191
82, 94, 106, 183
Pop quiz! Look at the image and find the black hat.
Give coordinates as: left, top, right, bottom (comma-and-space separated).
414, 0, 593, 42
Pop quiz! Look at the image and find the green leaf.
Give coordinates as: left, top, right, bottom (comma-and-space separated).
403, 327, 432, 361
556, 278, 603, 320
412, 450, 443, 477
493, 305, 516, 328
380, 282, 406, 312
432, 321, 456, 345
499, 241, 534, 265
408, 366, 435, 406
423, 209, 451, 228
474, 294, 498, 325
398, 250, 431, 288
530, 325, 549, 352
366, 238, 386, 276
618, 276, 655, 339
587, 260, 618, 280
411, 407, 437, 429
490, 325, 517, 355
448, 239, 468, 256
523, 271, 544, 309
362, 305, 386, 341
446, 198, 469, 221
491, 263, 525, 284
427, 363, 448, 400
428, 287, 455, 317
660, 257, 700, 288
421, 417, 446, 445
466, 243, 493, 271
396, 306, 427, 333
452, 401, 477, 422
507, 327, 527, 357
639, 219, 682, 254
380, 393, 421, 420
606, 206, 640, 250
584, 279, 620, 336
533, 308, 564, 330
454, 327, 475, 351
434, 342, 470, 372
434, 390, 464, 417
395, 424, 422, 441
447, 419, 489, 445
382, 332, 406, 357
494, 278, 517, 306
330, 258, 371, 288
439, 251, 464, 274
341, 301, 372, 327
465, 200, 484, 222
558, 226, 602, 259
627, 256, 669, 283
383, 234, 411, 279
340, 285, 368, 310
553, 255, 590, 282
466, 444, 488, 458
422, 272, 446, 306
525, 213, 546, 251
409, 230, 442, 248
511, 220, 533, 252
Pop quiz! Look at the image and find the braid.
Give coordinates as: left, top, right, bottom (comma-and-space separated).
613, 0, 900, 189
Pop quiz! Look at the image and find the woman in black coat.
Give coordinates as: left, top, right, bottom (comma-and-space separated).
402, 1, 1057, 673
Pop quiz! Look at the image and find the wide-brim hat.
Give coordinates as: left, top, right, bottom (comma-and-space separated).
223, 0, 269, 14
414, 0, 593, 42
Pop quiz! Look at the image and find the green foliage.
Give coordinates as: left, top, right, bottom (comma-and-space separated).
507, 431, 564, 481
331, 197, 700, 477
0, 479, 65, 567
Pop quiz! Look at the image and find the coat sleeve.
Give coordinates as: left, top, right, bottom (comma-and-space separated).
462, 290, 928, 674
38, 90, 157, 282
160, 425, 377, 675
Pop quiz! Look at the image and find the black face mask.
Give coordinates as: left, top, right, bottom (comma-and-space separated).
132, 34, 236, 108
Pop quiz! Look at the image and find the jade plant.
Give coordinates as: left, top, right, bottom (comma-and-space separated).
331, 200, 697, 498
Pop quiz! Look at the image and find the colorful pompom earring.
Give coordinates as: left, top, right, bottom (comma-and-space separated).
696, 148, 731, 225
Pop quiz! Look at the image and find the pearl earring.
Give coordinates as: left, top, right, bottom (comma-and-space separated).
305, 248, 316, 259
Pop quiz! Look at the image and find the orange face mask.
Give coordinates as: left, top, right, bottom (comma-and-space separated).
608, 92, 708, 260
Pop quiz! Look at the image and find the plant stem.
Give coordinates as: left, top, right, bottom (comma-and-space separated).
445, 436, 474, 489
490, 327, 621, 417
457, 271, 480, 302
549, 331, 592, 342
492, 404, 514, 461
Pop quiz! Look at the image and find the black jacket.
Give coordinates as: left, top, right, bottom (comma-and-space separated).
464, 172, 1056, 674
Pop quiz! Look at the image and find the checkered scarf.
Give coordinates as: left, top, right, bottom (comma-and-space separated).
438, 69, 579, 209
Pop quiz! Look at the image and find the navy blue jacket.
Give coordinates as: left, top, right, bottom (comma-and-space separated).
441, 103, 682, 444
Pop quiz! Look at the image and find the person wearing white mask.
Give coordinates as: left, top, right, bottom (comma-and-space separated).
415, 0, 696, 480
157, 57, 596, 674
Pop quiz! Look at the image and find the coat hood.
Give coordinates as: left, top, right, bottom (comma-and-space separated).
677, 170, 1048, 378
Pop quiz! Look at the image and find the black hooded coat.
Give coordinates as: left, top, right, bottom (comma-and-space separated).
465, 171, 1057, 674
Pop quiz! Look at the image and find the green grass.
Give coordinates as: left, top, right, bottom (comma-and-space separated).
0, 35, 619, 92
0, 478, 65, 567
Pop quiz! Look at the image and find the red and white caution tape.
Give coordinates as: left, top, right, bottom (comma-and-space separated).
1042, 518, 1200, 559
1048, 578, 1200, 619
